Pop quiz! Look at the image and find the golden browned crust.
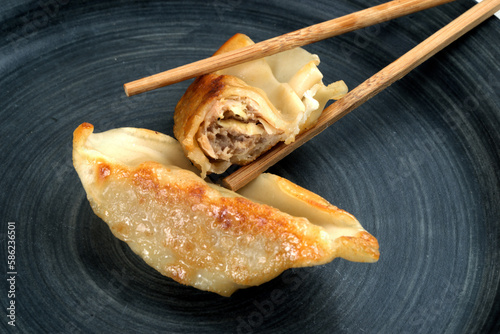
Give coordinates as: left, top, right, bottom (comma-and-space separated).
174, 74, 237, 145
131, 165, 333, 265
335, 232, 380, 263
212, 33, 254, 56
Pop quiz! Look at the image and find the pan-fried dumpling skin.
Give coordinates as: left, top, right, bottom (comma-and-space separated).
73, 123, 379, 297
174, 33, 347, 177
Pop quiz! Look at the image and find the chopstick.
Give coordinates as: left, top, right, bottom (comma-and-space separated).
123, 0, 455, 96
222, 0, 500, 191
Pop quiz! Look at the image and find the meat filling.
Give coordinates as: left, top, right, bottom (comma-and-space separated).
196, 97, 282, 165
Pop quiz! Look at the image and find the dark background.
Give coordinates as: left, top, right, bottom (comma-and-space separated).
1, 0, 499, 333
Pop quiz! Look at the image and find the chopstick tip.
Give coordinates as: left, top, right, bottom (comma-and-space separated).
123, 83, 133, 97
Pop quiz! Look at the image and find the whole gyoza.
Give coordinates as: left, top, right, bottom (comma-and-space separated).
73, 123, 378, 296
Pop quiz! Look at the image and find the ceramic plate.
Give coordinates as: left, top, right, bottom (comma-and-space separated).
1, 0, 499, 333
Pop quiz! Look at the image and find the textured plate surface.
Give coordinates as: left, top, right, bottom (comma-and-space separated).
1, 0, 499, 333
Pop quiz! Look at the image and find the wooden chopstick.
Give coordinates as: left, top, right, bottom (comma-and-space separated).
123, 0, 455, 96
222, 0, 500, 191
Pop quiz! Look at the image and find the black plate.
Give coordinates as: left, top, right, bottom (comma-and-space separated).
1, 1, 499, 333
